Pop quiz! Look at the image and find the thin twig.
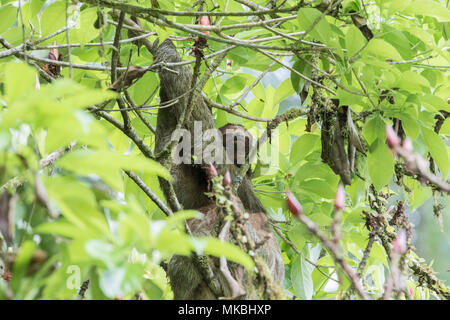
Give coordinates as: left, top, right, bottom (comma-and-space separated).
111, 11, 125, 83
294, 210, 370, 300
218, 220, 246, 299
39, 142, 76, 168
76, 279, 90, 300
65, 0, 72, 79
125, 170, 173, 216
272, 224, 339, 283
81, 0, 302, 17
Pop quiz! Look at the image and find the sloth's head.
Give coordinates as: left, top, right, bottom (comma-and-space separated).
218, 124, 253, 167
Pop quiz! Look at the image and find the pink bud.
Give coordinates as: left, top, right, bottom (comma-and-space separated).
335, 184, 345, 211
49, 52, 57, 61
2, 271, 12, 281
392, 229, 407, 254
409, 287, 414, 297
227, 59, 232, 67
35, 74, 40, 90
223, 169, 231, 186
385, 124, 400, 149
402, 138, 413, 153
286, 191, 303, 217
199, 16, 210, 35
209, 163, 218, 177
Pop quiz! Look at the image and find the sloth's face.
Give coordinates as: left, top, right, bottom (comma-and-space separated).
220, 125, 252, 166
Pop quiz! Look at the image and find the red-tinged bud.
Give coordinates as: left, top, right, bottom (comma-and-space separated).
223, 169, 231, 186
199, 16, 210, 35
335, 184, 345, 211
48, 52, 57, 61
49, 41, 59, 60
392, 229, 407, 254
402, 137, 413, 153
199, 15, 210, 26
447, 98, 450, 105
2, 271, 12, 281
409, 288, 414, 297
385, 124, 400, 149
209, 163, 218, 177
286, 191, 303, 217
226, 59, 232, 67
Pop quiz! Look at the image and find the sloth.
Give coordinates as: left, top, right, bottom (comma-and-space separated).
167, 123, 284, 299
152, 39, 284, 299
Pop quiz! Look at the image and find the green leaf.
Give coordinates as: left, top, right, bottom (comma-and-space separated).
274, 78, 295, 105
422, 127, 449, 177
440, 118, 450, 134
397, 71, 430, 94
405, 177, 432, 210
300, 179, 336, 199
297, 8, 335, 47
47, 80, 117, 110
369, 242, 388, 268
11, 241, 37, 293
57, 150, 170, 190
195, 237, 255, 270
399, 114, 420, 140
364, 39, 403, 61
40, 1, 66, 37
4, 62, 36, 103
261, 85, 278, 119
362, 114, 385, 145
287, 118, 308, 136
85, 239, 117, 267
100, 264, 144, 298
164, 210, 202, 227
245, 93, 265, 119
130, 72, 158, 105
367, 138, 394, 190
346, 25, 366, 58
295, 162, 339, 185
291, 58, 312, 95
30, 0, 45, 16
220, 75, 248, 97
228, 46, 249, 65
70, 7, 100, 46
287, 223, 309, 252
0, 4, 17, 34
291, 247, 314, 300
420, 94, 448, 113
118, 212, 153, 247
290, 133, 319, 164
43, 176, 110, 236
404, 0, 450, 22
36, 220, 89, 239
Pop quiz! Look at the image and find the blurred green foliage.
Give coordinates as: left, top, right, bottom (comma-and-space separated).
0, 0, 449, 300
